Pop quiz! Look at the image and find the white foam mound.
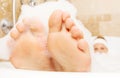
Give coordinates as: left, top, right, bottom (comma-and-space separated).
0, 35, 11, 60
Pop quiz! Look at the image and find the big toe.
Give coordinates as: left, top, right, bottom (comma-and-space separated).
49, 10, 63, 33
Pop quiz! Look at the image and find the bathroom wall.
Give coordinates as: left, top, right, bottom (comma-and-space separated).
0, 0, 13, 37
71, 0, 120, 36
0, 0, 12, 21
0, 0, 120, 37
0, 0, 48, 37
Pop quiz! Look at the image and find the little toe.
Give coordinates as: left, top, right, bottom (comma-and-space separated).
77, 39, 89, 53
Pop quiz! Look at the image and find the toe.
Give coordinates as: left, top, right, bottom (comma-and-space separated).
62, 12, 70, 22
70, 26, 83, 39
77, 39, 89, 53
16, 22, 25, 33
23, 17, 46, 34
65, 18, 75, 31
10, 28, 20, 40
49, 10, 63, 32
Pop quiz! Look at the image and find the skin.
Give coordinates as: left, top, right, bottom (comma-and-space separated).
9, 10, 91, 72
94, 43, 108, 53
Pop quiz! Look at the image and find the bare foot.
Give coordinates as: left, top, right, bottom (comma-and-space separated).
48, 10, 91, 72
10, 17, 54, 70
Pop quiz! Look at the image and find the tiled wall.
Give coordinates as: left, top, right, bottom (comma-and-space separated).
0, 0, 12, 37
0, 0, 56, 24
0, 0, 12, 21
0, 0, 120, 37
71, 0, 120, 36
76, 14, 112, 36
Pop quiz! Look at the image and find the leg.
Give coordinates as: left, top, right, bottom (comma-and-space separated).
10, 17, 54, 70
48, 10, 91, 72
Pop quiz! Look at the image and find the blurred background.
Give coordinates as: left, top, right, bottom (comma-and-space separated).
0, 0, 120, 37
